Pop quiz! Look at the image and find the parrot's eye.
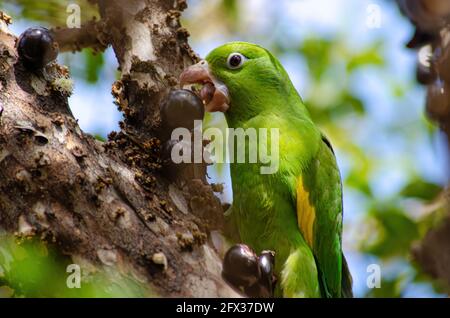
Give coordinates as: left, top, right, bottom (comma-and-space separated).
227, 53, 246, 69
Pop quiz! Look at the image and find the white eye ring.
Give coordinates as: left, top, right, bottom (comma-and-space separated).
226, 52, 246, 69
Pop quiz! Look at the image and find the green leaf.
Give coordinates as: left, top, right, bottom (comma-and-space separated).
365, 277, 404, 298
84, 49, 105, 84
94, 134, 106, 142
222, 0, 238, 23
346, 43, 384, 72
298, 38, 333, 80
346, 169, 372, 196
0, 235, 153, 297
328, 92, 366, 117
400, 178, 442, 201
363, 206, 419, 258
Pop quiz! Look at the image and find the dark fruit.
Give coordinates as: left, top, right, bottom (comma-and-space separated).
433, 45, 450, 83
244, 282, 270, 298
162, 139, 181, 160
406, 29, 435, 49
162, 136, 195, 163
222, 244, 260, 288
222, 245, 277, 298
257, 250, 276, 297
245, 282, 276, 298
258, 250, 275, 276
426, 79, 450, 120
421, 0, 450, 17
416, 62, 436, 85
160, 89, 205, 131
17, 27, 59, 70
161, 139, 184, 179
397, 0, 444, 33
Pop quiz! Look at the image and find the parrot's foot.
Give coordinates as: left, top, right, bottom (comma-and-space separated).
221, 244, 277, 298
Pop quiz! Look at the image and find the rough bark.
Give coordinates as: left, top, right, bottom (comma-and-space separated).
51, 20, 109, 53
0, 1, 238, 297
396, 0, 450, 291
412, 210, 450, 290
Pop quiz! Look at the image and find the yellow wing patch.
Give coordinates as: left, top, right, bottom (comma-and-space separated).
296, 177, 316, 247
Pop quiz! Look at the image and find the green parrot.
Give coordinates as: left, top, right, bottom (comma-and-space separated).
180, 42, 353, 298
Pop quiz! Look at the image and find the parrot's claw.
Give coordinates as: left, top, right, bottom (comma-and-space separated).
221, 244, 277, 298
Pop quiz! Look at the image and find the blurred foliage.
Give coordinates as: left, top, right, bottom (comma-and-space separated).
0, 234, 152, 298
298, 37, 384, 121
365, 276, 404, 298
362, 205, 419, 258
196, 0, 447, 297
0, 0, 99, 27
1, 0, 448, 298
84, 48, 104, 83
296, 30, 446, 297
400, 178, 442, 201
221, 0, 238, 30
93, 133, 106, 142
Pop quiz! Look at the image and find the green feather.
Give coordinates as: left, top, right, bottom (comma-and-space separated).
206, 42, 352, 297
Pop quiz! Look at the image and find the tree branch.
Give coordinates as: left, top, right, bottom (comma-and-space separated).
51, 20, 109, 53
97, 0, 199, 133
396, 0, 450, 291
0, 0, 238, 297
412, 206, 450, 291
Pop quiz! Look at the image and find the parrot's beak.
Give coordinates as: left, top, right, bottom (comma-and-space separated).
179, 60, 230, 112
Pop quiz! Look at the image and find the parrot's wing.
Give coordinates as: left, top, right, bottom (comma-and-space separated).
295, 134, 352, 297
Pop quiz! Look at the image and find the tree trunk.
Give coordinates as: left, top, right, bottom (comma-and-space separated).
395, 0, 450, 291
0, 1, 238, 297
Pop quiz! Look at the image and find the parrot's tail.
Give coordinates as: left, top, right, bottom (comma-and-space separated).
341, 254, 353, 298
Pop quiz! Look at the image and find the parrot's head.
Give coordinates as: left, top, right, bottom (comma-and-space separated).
180, 42, 293, 123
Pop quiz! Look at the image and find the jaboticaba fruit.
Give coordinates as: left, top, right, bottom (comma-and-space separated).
258, 250, 275, 278
426, 79, 450, 119
160, 89, 205, 131
17, 27, 59, 70
416, 61, 436, 85
222, 244, 261, 288
257, 250, 276, 296
162, 139, 180, 160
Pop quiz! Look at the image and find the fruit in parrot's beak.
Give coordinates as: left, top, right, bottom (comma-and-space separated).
17, 27, 59, 70
179, 60, 230, 113
160, 89, 204, 131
